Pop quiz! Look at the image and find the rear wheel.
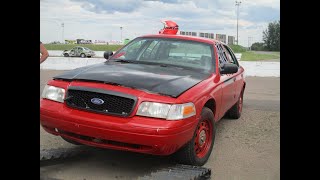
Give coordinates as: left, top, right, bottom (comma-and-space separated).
228, 89, 244, 119
80, 53, 86, 58
61, 136, 82, 145
174, 107, 215, 166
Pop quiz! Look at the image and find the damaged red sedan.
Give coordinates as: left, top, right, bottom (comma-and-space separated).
40, 22, 245, 166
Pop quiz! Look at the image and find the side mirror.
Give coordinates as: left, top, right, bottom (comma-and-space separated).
220, 63, 238, 74
104, 51, 114, 59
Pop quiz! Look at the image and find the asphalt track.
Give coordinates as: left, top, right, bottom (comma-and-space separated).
40, 70, 280, 180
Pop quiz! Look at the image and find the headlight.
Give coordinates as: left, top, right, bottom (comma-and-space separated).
136, 102, 196, 120
41, 85, 65, 103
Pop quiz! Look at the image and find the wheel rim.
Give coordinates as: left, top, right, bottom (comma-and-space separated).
194, 119, 212, 158
238, 94, 243, 113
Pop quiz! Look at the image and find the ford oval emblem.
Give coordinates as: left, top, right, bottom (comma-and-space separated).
91, 98, 104, 105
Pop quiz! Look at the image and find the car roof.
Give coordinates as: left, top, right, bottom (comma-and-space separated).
140, 34, 226, 45
74, 46, 90, 49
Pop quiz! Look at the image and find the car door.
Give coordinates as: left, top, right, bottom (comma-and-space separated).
216, 43, 237, 116
76, 47, 82, 56
69, 47, 76, 56
223, 45, 243, 103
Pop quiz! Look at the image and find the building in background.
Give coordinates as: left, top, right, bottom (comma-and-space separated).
179, 31, 197, 36
216, 34, 226, 44
228, 36, 235, 45
199, 32, 214, 39
94, 40, 108, 44
76, 39, 93, 44
180, 30, 232, 42
65, 40, 76, 44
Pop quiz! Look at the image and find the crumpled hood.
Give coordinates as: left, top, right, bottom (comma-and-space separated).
53, 62, 212, 97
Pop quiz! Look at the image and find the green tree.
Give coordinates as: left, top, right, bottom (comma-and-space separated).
263, 20, 280, 51
251, 42, 267, 51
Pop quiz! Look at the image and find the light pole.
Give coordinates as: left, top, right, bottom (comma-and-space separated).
235, 1, 241, 45
40, 19, 63, 43
248, 36, 253, 50
61, 23, 64, 44
120, 26, 123, 44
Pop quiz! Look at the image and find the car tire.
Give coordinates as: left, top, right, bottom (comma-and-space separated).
64, 53, 69, 57
61, 136, 82, 145
227, 89, 244, 119
80, 53, 86, 58
174, 107, 215, 166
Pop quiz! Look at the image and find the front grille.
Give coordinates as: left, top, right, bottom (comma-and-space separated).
65, 87, 136, 117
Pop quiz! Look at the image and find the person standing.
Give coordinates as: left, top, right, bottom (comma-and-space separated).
40, 41, 49, 64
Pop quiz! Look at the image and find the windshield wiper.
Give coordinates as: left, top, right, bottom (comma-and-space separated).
111, 59, 133, 63
103, 81, 123, 86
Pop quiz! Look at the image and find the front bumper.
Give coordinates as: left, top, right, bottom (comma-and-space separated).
40, 99, 197, 155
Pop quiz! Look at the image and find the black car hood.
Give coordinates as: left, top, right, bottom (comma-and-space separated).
53, 61, 212, 97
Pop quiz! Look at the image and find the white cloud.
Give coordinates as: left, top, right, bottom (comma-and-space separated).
40, 0, 279, 47
244, 0, 280, 10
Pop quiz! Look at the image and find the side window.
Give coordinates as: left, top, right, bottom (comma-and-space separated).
216, 43, 229, 66
223, 45, 239, 67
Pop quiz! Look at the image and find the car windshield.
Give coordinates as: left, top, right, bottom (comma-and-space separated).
110, 37, 215, 71
83, 47, 90, 51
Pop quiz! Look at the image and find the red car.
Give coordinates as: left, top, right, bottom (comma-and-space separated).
40, 26, 245, 166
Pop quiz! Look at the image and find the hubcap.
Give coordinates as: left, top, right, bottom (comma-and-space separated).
194, 119, 213, 158
198, 130, 206, 146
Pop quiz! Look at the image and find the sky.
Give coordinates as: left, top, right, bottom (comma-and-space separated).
40, 0, 280, 47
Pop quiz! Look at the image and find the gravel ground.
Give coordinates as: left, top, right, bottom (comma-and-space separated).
40, 70, 280, 180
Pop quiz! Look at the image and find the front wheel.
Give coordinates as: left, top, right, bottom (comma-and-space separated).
63, 53, 69, 57
80, 53, 86, 58
228, 89, 244, 119
174, 107, 215, 166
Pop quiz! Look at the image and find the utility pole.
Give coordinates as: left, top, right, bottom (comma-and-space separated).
235, 1, 241, 45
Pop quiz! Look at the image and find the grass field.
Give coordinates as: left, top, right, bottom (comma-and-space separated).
229, 44, 247, 53
270, 51, 280, 56
241, 51, 280, 61
44, 44, 123, 51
